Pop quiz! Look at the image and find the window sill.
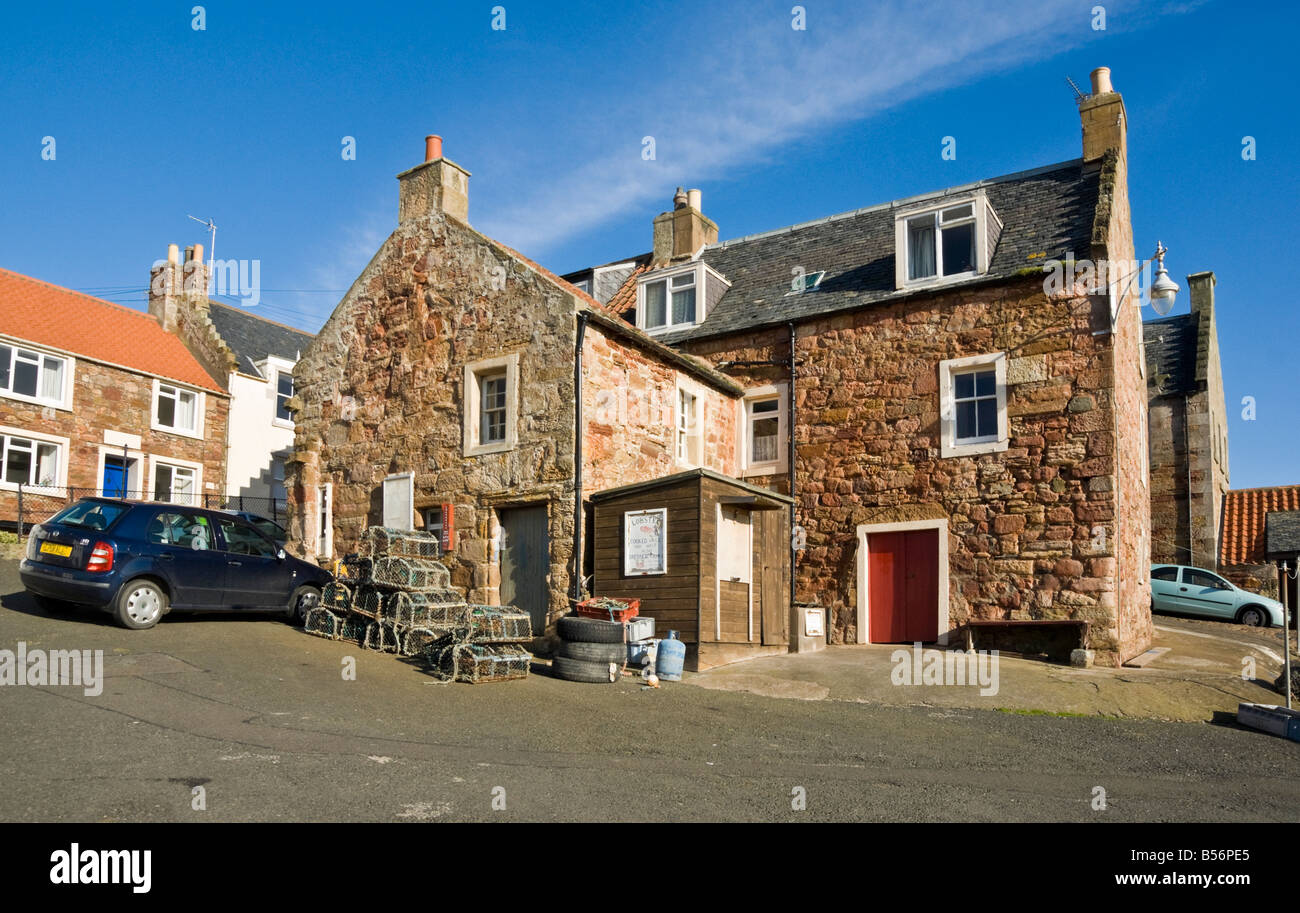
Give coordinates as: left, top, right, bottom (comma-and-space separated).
0, 481, 61, 494
151, 422, 204, 440
742, 462, 787, 478
272, 418, 295, 430
940, 438, 1008, 459
465, 441, 515, 458
0, 389, 70, 411
903, 270, 980, 292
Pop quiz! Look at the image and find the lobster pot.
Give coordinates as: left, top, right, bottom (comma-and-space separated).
428, 643, 532, 683
371, 557, 451, 591
304, 608, 343, 640
364, 621, 404, 654
321, 581, 353, 613
340, 554, 374, 584
340, 612, 370, 643
352, 586, 386, 620
385, 589, 469, 627
360, 527, 441, 559
464, 606, 532, 643
402, 627, 455, 658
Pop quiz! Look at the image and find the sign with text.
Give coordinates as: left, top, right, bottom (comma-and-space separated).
624, 508, 667, 576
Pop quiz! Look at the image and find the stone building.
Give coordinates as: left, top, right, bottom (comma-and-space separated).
1143, 271, 1229, 569
149, 244, 314, 519
290, 66, 1155, 665
0, 265, 229, 521
285, 137, 742, 633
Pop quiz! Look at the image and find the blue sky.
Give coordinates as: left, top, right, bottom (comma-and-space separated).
0, 0, 1294, 488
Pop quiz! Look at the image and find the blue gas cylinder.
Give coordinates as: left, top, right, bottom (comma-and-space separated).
656, 630, 685, 681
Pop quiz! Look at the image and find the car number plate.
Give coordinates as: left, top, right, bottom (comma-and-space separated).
39, 542, 72, 558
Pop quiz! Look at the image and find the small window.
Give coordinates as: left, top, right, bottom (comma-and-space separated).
481, 373, 507, 444
1184, 569, 1228, 590
897, 193, 998, 289
1151, 566, 1179, 582
276, 372, 294, 423
677, 388, 700, 465
156, 384, 199, 434
953, 369, 998, 443
0, 345, 67, 406
939, 353, 1007, 458
148, 511, 211, 549
748, 398, 780, 464
154, 462, 196, 505
639, 267, 702, 332
1, 434, 60, 488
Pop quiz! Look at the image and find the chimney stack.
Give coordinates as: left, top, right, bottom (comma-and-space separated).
1079, 65, 1126, 163
398, 134, 470, 224
1188, 271, 1216, 318
653, 187, 717, 265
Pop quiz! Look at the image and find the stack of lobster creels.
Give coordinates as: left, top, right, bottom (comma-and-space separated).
303, 527, 533, 683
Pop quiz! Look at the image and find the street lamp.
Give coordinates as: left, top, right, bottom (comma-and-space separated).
1112, 241, 1179, 329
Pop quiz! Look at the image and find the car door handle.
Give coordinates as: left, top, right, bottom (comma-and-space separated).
228, 560, 242, 567
158, 554, 173, 561
1179, 587, 1187, 591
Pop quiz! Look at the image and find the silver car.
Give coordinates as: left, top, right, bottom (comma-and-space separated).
1150, 564, 1285, 627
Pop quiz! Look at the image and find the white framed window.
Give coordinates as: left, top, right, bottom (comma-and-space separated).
0, 342, 71, 409
895, 190, 1002, 289
785, 270, 825, 296
0, 427, 66, 492
152, 380, 204, 438
152, 461, 197, 505
635, 263, 729, 333
939, 353, 1008, 458
463, 354, 519, 456
676, 385, 701, 466
741, 384, 789, 475
275, 371, 294, 425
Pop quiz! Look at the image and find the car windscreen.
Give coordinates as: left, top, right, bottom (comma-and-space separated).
48, 500, 128, 532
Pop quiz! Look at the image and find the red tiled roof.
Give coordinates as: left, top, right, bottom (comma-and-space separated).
0, 267, 222, 392
1220, 485, 1300, 566
603, 264, 650, 320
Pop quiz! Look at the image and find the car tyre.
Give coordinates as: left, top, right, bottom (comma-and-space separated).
33, 594, 79, 615
558, 639, 627, 663
552, 655, 622, 684
555, 614, 624, 643
289, 585, 323, 626
114, 580, 167, 630
1237, 606, 1268, 627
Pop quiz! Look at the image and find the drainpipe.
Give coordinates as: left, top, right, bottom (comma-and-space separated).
788, 323, 803, 632
572, 312, 589, 603
1184, 397, 1194, 568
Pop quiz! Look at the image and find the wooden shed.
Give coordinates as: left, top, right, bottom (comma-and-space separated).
590, 469, 793, 671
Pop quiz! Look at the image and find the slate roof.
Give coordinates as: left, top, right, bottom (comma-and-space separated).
1265, 510, 1300, 558
594, 159, 1101, 345
207, 301, 315, 377
1221, 485, 1300, 566
1143, 314, 1199, 397
0, 266, 223, 391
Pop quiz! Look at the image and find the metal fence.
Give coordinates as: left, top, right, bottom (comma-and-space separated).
3, 484, 288, 537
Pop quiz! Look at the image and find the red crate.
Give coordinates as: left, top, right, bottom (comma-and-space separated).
575, 597, 640, 622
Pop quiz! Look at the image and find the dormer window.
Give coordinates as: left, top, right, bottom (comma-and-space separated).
895, 190, 1002, 289
636, 263, 731, 334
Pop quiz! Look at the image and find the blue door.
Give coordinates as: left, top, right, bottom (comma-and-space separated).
103, 458, 128, 498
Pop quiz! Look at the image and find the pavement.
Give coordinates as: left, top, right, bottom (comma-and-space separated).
0, 558, 1296, 822
690, 618, 1297, 722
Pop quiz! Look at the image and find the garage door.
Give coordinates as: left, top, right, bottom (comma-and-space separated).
867, 529, 939, 643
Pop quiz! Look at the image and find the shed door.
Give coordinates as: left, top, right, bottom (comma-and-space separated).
760, 510, 788, 645
499, 506, 550, 633
867, 530, 939, 643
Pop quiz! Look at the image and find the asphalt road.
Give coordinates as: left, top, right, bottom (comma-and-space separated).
1, 560, 1296, 822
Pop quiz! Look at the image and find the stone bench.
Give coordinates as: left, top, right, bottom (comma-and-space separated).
963, 619, 1090, 664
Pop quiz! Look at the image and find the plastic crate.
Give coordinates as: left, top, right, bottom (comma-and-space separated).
575, 596, 639, 622
625, 614, 655, 642
628, 638, 659, 666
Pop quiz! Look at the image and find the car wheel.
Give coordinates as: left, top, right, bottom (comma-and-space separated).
114, 580, 167, 630
289, 585, 323, 626
33, 595, 78, 615
1237, 606, 1268, 627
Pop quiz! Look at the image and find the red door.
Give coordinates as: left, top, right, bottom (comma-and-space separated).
867, 529, 939, 643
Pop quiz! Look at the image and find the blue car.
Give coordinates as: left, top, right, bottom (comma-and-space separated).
1150, 564, 1285, 628
20, 498, 330, 630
